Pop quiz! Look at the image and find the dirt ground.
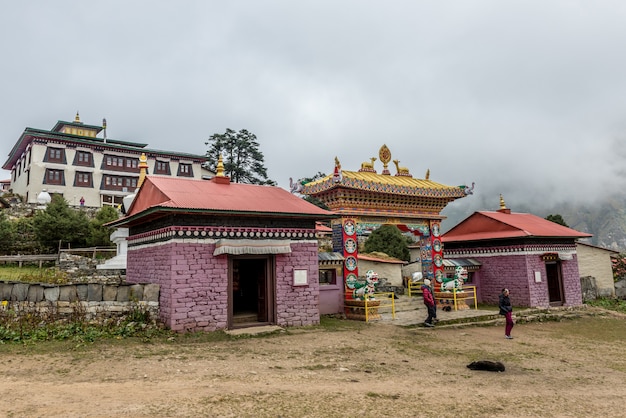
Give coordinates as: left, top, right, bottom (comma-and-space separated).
1, 312, 626, 418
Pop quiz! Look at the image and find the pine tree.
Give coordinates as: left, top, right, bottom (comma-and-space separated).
205, 129, 276, 185
33, 195, 90, 251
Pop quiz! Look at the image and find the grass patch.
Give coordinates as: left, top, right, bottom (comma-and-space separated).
0, 265, 68, 284
587, 298, 626, 314
318, 315, 370, 332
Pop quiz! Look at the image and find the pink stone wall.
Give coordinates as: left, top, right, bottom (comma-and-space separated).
127, 242, 228, 332
470, 254, 531, 306
560, 256, 583, 307
127, 242, 175, 328
127, 240, 321, 331
467, 253, 582, 308
275, 242, 320, 327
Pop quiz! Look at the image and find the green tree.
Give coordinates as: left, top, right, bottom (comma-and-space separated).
12, 217, 40, 254
205, 129, 276, 185
363, 224, 412, 262
546, 214, 569, 227
0, 211, 16, 254
87, 205, 120, 247
33, 195, 90, 251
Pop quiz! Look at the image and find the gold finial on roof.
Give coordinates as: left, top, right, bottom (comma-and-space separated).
425, 169, 430, 180
499, 194, 507, 210
379, 144, 391, 174
216, 154, 225, 177
137, 153, 149, 188
74, 111, 81, 123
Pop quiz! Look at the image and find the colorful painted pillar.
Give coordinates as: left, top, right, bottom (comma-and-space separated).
430, 220, 444, 290
334, 218, 358, 299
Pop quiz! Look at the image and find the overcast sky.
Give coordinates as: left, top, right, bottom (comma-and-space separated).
2, 1, 626, 219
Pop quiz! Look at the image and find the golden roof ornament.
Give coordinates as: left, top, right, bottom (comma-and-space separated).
358, 157, 377, 172
379, 144, 391, 175
425, 169, 430, 180
137, 153, 149, 187
393, 159, 412, 177
499, 194, 507, 210
216, 154, 225, 177
74, 111, 81, 123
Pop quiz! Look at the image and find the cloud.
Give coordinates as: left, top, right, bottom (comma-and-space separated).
2, 1, 626, 217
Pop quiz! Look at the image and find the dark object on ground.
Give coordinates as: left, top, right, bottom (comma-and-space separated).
442, 306, 452, 312
467, 360, 505, 372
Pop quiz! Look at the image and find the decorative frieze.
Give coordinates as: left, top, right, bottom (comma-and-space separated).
128, 225, 317, 246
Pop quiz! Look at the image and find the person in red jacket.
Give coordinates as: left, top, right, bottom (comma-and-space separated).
421, 279, 436, 327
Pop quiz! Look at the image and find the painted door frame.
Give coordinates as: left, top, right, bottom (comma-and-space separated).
228, 255, 276, 329
545, 261, 564, 306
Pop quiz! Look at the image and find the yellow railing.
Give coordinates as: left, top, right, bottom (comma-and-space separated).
434, 285, 478, 311
344, 292, 396, 322
372, 292, 396, 321
406, 280, 424, 297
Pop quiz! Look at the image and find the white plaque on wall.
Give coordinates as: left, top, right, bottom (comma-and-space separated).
534, 271, 542, 283
293, 269, 308, 286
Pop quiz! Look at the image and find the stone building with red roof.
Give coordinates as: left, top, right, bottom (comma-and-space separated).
442, 196, 592, 308
110, 158, 335, 332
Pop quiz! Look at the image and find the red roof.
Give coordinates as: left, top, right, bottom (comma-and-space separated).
442, 210, 592, 243
125, 176, 335, 220
315, 222, 332, 233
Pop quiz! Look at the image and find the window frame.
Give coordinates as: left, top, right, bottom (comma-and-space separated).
44, 168, 65, 185
318, 268, 337, 285
177, 163, 194, 177
74, 171, 93, 188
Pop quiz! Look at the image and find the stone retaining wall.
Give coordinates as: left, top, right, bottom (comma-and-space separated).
0, 282, 159, 321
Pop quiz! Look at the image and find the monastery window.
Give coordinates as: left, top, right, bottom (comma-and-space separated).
74, 172, 93, 188
102, 155, 139, 173
155, 160, 170, 175
101, 175, 138, 191
101, 194, 124, 207
44, 169, 65, 186
45, 147, 66, 164
177, 163, 193, 177
319, 268, 337, 285
73, 151, 93, 167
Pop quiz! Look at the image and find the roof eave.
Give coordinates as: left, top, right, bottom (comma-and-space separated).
109, 206, 338, 228
443, 234, 592, 243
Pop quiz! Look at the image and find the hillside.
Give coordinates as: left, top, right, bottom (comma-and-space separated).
441, 196, 626, 252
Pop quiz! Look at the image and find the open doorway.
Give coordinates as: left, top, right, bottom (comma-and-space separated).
230, 256, 275, 328
545, 261, 563, 306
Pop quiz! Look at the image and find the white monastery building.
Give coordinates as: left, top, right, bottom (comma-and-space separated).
3, 113, 210, 208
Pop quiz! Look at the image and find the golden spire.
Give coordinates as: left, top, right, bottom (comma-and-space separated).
425, 168, 430, 180
138, 153, 149, 188
499, 194, 507, 210
216, 154, 225, 177
74, 111, 81, 123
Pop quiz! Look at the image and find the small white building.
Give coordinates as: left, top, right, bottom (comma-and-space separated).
576, 242, 619, 298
